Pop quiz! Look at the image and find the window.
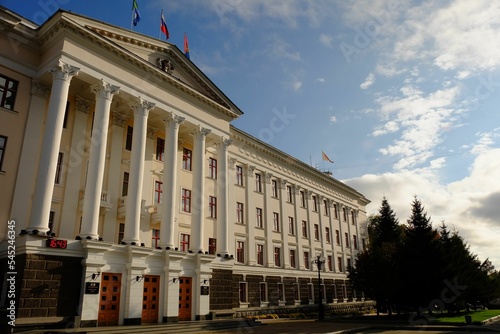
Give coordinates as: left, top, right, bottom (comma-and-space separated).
338, 257, 343, 272
293, 283, 300, 301
286, 185, 293, 203
156, 137, 165, 161
335, 230, 340, 245
257, 244, 264, 265
333, 203, 338, 218
55, 152, 63, 184
260, 282, 268, 302
0, 75, 18, 110
208, 157, 217, 179
342, 207, 347, 221
256, 207, 263, 228
314, 224, 319, 240
300, 190, 306, 208
154, 181, 163, 203
274, 247, 281, 267
278, 282, 285, 301
345, 233, 350, 247
182, 188, 191, 213
118, 223, 125, 244
236, 166, 243, 186
0, 135, 7, 171
273, 212, 280, 232
288, 217, 295, 235
236, 202, 244, 224
236, 241, 245, 263
48, 211, 55, 232
182, 148, 192, 171
125, 126, 133, 150
351, 210, 356, 224
312, 195, 318, 211
63, 102, 69, 129
325, 227, 331, 243
324, 199, 329, 216
353, 235, 358, 250
180, 233, 190, 251
301, 220, 308, 238
209, 238, 216, 255
255, 173, 262, 192
289, 249, 296, 268
152, 229, 160, 248
122, 172, 129, 196
308, 284, 314, 301
271, 179, 278, 198
327, 255, 333, 271
304, 251, 310, 269
209, 196, 217, 218
239, 282, 248, 302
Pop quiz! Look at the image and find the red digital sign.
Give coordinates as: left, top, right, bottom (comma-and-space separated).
46, 239, 68, 249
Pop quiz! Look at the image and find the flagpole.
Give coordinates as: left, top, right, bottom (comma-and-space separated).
159, 9, 162, 39
130, 8, 133, 30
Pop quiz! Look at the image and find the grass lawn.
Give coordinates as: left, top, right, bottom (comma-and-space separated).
434, 309, 500, 323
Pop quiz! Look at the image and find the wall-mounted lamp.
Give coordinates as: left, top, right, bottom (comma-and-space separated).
172, 278, 178, 283
203, 279, 208, 285
91, 272, 101, 280
136, 275, 144, 282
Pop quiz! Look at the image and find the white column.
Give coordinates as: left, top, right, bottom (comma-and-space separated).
190, 126, 211, 253
123, 97, 155, 245
28, 60, 79, 234
80, 80, 119, 240
263, 172, 273, 267
216, 137, 231, 255
293, 185, 303, 268
159, 114, 184, 249
244, 165, 256, 263
279, 179, 289, 268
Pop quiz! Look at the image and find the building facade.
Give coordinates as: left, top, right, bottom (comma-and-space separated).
0, 7, 370, 327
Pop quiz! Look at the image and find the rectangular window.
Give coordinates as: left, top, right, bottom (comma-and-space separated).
257, 244, 264, 265
345, 232, 350, 247
273, 212, 280, 232
55, 152, 63, 184
156, 137, 165, 161
182, 188, 191, 213
274, 247, 281, 267
293, 283, 300, 301
312, 195, 318, 212
325, 227, 331, 243
239, 282, 247, 302
236, 165, 243, 186
351, 210, 356, 224
237, 241, 245, 263
302, 220, 308, 238
209, 238, 216, 255
338, 257, 343, 272
180, 233, 190, 252
289, 249, 296, 268
236, 202, 244, 224
333, 203, 338, 218
300, 191, 306, 208
327, 255, 333, 271
353, 235, 358, 249
125, 126, 133, 150
122, 172, 129, 196
324, 199, 329, 216
118, 223, 125, 244
255, 173, 262, 192
288, 217, 295, 235
154, 181, 163, 204
314, 224, 319, 241
182, 148, 192, 171
308, 284, 314, 301
304, 251, 310, 269
152, 229, 160, 249
260, 282, 268, 302
208, 157, 217, 179
48, 211, 55, 232
256, 207, 263, 228
278, 283, 285, 301
335, 230, 340, 245
0, 135, 7, 171
286, 185, 293, 203
209, 196, 217, 218
0, 75, 18, 110
342, 207, 347, 221
271, 179, 278, 198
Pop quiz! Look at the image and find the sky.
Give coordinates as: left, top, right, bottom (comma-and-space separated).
3, 0, 500, 267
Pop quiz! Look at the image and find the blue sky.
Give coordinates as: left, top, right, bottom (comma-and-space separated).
4, 0, 500, 266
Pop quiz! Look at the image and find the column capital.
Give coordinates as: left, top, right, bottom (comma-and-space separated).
192, 125, 211, 138
92, 79, 120, 101
280, 179, 288, 189
164, 113, 185, 129
31, 80, 50, 98
132, 97, 155, 116
75, 95, 93, 114
228, 157, 237, 170
217, 137, 232, 150
51, 59, 79, 81
264, 172, 273, 184
246, 165, 255, 177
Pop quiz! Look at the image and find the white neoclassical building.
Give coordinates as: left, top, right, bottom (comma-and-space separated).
0, 6, 371, 328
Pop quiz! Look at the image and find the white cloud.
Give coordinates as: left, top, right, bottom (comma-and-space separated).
329, 115, 337, 123
319, 33, 333, 47
315, 78, 326, 83
360, 73, 375, 89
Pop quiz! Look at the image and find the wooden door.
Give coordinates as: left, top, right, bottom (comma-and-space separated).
142, 275, 160, 323
178, 277, 192, 321
98, 273, 121, 326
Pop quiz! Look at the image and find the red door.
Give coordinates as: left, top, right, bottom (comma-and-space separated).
178, 277, 192, 321
142, 275, 160, 323
98, 273, 121, 326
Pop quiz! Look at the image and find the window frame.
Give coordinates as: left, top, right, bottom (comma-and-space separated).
274, 247, 281, 267
288, 216, 295, 235
55, 152, 63, 184
156, 137, 165, 161
256, 244, 264, 265
286, 185, 293, 203
289, 249, 296, 268
271, 179, 278, 198
273, 212, 280, 232
236, 202, 244, 224
125, 126, 133, 151
0, 75, 18, 111
256, 207, 263, 228
236, 165, 243, 186
0, 135, 7, 172
255, 173, 262, 192
209, 196, 217, 218
152, 229, 160, 249
182, 147, 192, 171
236, 240, 245, 263
154, 180, 163, 204
208, 157, 217, 179
180, 233, 190, 252
181, 188, 192, 213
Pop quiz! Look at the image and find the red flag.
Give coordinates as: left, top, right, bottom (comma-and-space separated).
160, 9, 169, 40
184, 33, 190, 59
322, 151, 334, 163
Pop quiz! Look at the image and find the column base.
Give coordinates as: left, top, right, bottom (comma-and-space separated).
24, 227, 50, 236
121, 239, 142, 246
77, 234, 100, 241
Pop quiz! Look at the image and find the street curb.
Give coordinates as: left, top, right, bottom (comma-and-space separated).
331, 325, 500, 333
